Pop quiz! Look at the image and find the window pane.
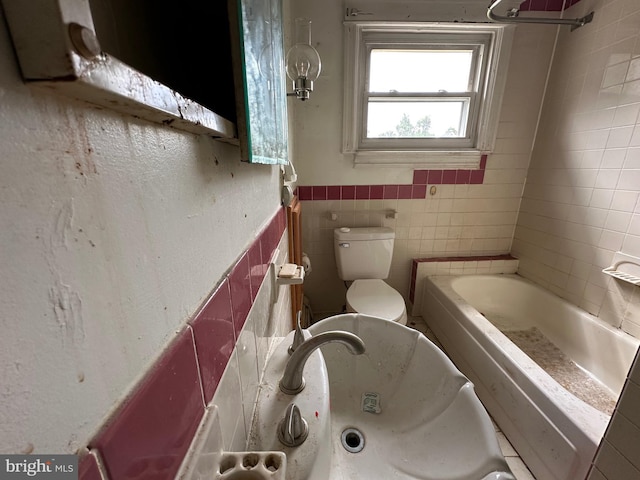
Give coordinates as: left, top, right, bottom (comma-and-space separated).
369, 49, 473, 93
367, 101, 468, 138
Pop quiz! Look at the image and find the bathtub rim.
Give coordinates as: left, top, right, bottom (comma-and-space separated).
440, 272, 639, 394
423, 273, 617, 445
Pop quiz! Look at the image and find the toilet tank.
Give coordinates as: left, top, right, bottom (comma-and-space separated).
334, 227, 395, 281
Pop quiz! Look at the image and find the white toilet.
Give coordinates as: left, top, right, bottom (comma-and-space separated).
333, 226, 408, 325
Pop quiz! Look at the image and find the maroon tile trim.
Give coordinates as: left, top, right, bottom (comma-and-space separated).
519, 0, 581, 11
413, 254, 516, 263
328, 186, 341, 200
342, 185, 356, 200
248, 241, 263, 302
190, 279, 235, 404
413, 170, 428, 184
470, 169, 485, 184
384, 184, 399, 199
91, 327, 204, 480
299, 155, 488, 201
412, 184, 427, 199
398, 184, 413, 199
370, 185, 384, 199
427, 170, 443, 185
298, 186, 312, 200
229, 253, 251, 339
312, 186, 327, 201
408, 254, 517, 303
78, 452, 102, 480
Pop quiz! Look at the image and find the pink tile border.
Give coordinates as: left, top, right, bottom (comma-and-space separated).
298, 155, 488, 201
229, 253, 252, 339
78, 452, 102, 480
91, 327, 204, 480
409, 254, 516, 303
86, 207, 287, 479
190, 279, 235, 404
519, 0, 581, 11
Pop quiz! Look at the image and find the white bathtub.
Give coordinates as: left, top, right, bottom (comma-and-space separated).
421, 274, 640, 480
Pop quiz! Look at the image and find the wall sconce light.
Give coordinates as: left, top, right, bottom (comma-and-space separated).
286, 18, 321, 101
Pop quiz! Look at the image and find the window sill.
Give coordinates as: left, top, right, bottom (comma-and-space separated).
350, 150, 485, 168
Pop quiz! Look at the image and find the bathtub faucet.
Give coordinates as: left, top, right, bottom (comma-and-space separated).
279, 330, 366, 395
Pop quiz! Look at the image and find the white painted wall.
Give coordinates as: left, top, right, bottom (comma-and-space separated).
0, 7, 282, 454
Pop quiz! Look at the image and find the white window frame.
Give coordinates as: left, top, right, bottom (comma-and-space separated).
343, 22, 514, 167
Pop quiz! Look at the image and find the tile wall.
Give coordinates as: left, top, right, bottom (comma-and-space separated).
408, 254, 519, 315
511, 0, 640, 338
75, 209, 291, 480
588, 349, 640, 478
299, 22, 557, 316
296, 157, 488, 202
505, 0, 640, 476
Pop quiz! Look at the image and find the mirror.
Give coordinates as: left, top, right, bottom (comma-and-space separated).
229, 0, 290, 164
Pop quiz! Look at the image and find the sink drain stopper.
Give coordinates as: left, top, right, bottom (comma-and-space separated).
341, 428, 365, 453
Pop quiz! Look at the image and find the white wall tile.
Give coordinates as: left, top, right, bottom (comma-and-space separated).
593, 440, 640, 479
590, 189, 615, 209
605, 210, 632, 231
611, 191, 639, 211
613, 103, 640, 127
604, 412, 640, 471
628, 214, 640, 235
602, 148, 628, 167
617, 169, 640, 189
621, 234, 640, 257
514, 0, 640, 359
586, 466, 607, 480
616, 380, 640, 427
213, 351, 244, 451
595, 169, 622, 189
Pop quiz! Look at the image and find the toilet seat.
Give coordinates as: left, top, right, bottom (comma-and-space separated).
346, 279, 407, 325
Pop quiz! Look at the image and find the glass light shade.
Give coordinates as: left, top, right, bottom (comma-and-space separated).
286, 43, 321, 82
285, 18, 321, 100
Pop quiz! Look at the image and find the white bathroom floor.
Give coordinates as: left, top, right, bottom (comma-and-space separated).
406, 315, 537, 480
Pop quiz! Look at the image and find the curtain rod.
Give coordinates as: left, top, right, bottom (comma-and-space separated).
487, 0, 594, 31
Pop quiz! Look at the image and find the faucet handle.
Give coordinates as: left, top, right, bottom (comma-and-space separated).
288, 310, 305, 355
278, 403, 309, 447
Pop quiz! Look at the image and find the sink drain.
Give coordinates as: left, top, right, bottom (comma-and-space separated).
341, 428, 365, 453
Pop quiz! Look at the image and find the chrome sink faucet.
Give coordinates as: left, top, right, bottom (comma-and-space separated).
279, 330, 366, 395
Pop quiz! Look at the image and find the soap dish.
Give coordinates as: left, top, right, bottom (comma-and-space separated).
602, 252, 640, 286
216, 451, 286, 479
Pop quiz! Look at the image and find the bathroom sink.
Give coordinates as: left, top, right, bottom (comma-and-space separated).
308, 313, 515, 480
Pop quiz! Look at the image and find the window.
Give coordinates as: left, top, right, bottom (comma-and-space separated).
343, 22, 514, 166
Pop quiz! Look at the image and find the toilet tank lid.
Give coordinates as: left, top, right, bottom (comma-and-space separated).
334, 227, 395, 241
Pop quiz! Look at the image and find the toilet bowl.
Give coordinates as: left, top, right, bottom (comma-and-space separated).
346, 279, 407, 325
334, 227, 407, 325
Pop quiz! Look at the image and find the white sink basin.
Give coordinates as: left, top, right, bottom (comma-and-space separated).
308, 314, 515, 480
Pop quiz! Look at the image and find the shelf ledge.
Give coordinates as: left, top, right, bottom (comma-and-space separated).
602, 252, 640, 286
